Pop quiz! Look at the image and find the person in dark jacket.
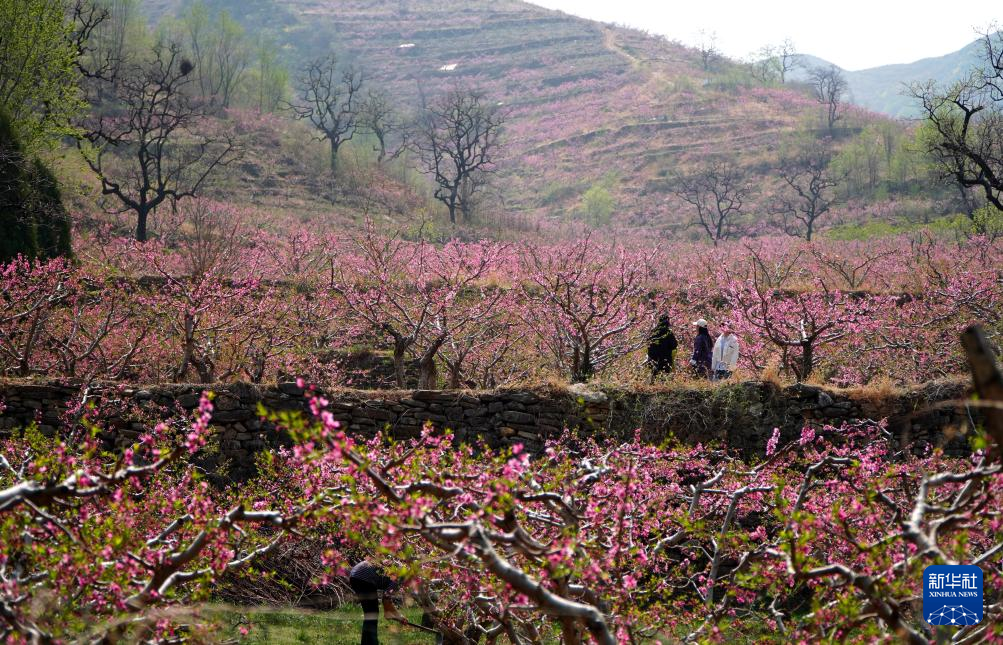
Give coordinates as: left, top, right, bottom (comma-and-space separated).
647, 315, 678, 383
689, 318, 713, 378
349, 560, 406, 645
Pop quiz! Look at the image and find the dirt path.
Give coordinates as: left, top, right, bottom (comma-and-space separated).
601, 26, 671, 88
602, 26, 643, 70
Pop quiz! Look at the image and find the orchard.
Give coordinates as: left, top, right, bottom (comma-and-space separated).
1, 373, 1001, 642
4, 1, 1003, 641
2, 204, 1003, 642
2, 202, 1000, 389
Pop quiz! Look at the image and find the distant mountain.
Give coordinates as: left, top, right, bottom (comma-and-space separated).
797, 37, 989, 118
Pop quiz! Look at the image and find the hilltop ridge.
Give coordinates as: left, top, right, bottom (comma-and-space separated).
797, 35, 993, 117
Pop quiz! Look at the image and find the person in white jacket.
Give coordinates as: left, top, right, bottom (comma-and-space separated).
711, 321, 739, 381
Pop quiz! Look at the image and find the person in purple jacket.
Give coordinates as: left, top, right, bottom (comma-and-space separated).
689, 318, 713, 378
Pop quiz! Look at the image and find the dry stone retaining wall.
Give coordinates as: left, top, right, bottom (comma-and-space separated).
0, 378, 978, 479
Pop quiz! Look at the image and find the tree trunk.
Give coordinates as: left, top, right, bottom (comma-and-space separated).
447, 367, 462, 389
447, 185, 459, 224
570, 344, 594, 383
798, 341, 814, 382
581, 344, 594, 382
417, 334, 447, 390
961, 324, 1003, 453
176, 313, 195, 381
193, 349, 214, 384
417, 354, 438, 390
330, 139, 339, 176
571, 345, 582, 383
959, 184, 977, 220
17, 306, 44, 377
248, 352, 266, 384
391, 335, 410, 388
136, 208, 149, 242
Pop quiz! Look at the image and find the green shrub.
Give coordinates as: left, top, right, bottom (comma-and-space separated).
825, 220, 905, 241
0, 110, 72, 262
971, 205, 1003, 239
580, 184, 616, 226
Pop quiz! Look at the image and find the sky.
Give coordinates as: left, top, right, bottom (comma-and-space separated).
527, 1, 999, 71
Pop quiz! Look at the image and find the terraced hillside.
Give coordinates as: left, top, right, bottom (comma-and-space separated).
140, 0, 893, 230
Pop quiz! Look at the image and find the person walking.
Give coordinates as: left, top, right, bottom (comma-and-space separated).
647, 315, 678, 383
689, 318, 713, 378
711, 322, 739, 381
349, 560, 406, 645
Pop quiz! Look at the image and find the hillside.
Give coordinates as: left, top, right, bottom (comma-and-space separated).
128, 0, 940, 234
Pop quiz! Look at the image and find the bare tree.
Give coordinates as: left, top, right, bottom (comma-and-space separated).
72, 0, 142, 105
161, 199, 244, 279
672, 158, 753, 245
771, 138, 843, 241
810, 245, 895, 290
181, 4, 249, 110
359, 88, 406, 163
777, 38, 800, 84
748, 45, 780, 85
911, 28, 1003, 214
69, 0, 113, 81
697, 30, 720, 72
749, 40, 799, 85
253, 38, 288, 113
208, 12, 249, 109
809, 65, 848, 133
415, 88, 504, 224
292, 54, 363, 176
78, 41, 241, 242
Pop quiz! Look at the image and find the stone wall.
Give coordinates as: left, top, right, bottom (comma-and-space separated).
602, 379, 975, 457
0, 378, 978, 478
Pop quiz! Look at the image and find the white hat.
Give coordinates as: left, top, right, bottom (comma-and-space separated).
691, 318, 708, 327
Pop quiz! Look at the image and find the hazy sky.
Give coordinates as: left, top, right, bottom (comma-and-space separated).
527, 1, 999, 71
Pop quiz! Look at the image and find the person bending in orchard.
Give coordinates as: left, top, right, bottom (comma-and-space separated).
349, 560, 406, 645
